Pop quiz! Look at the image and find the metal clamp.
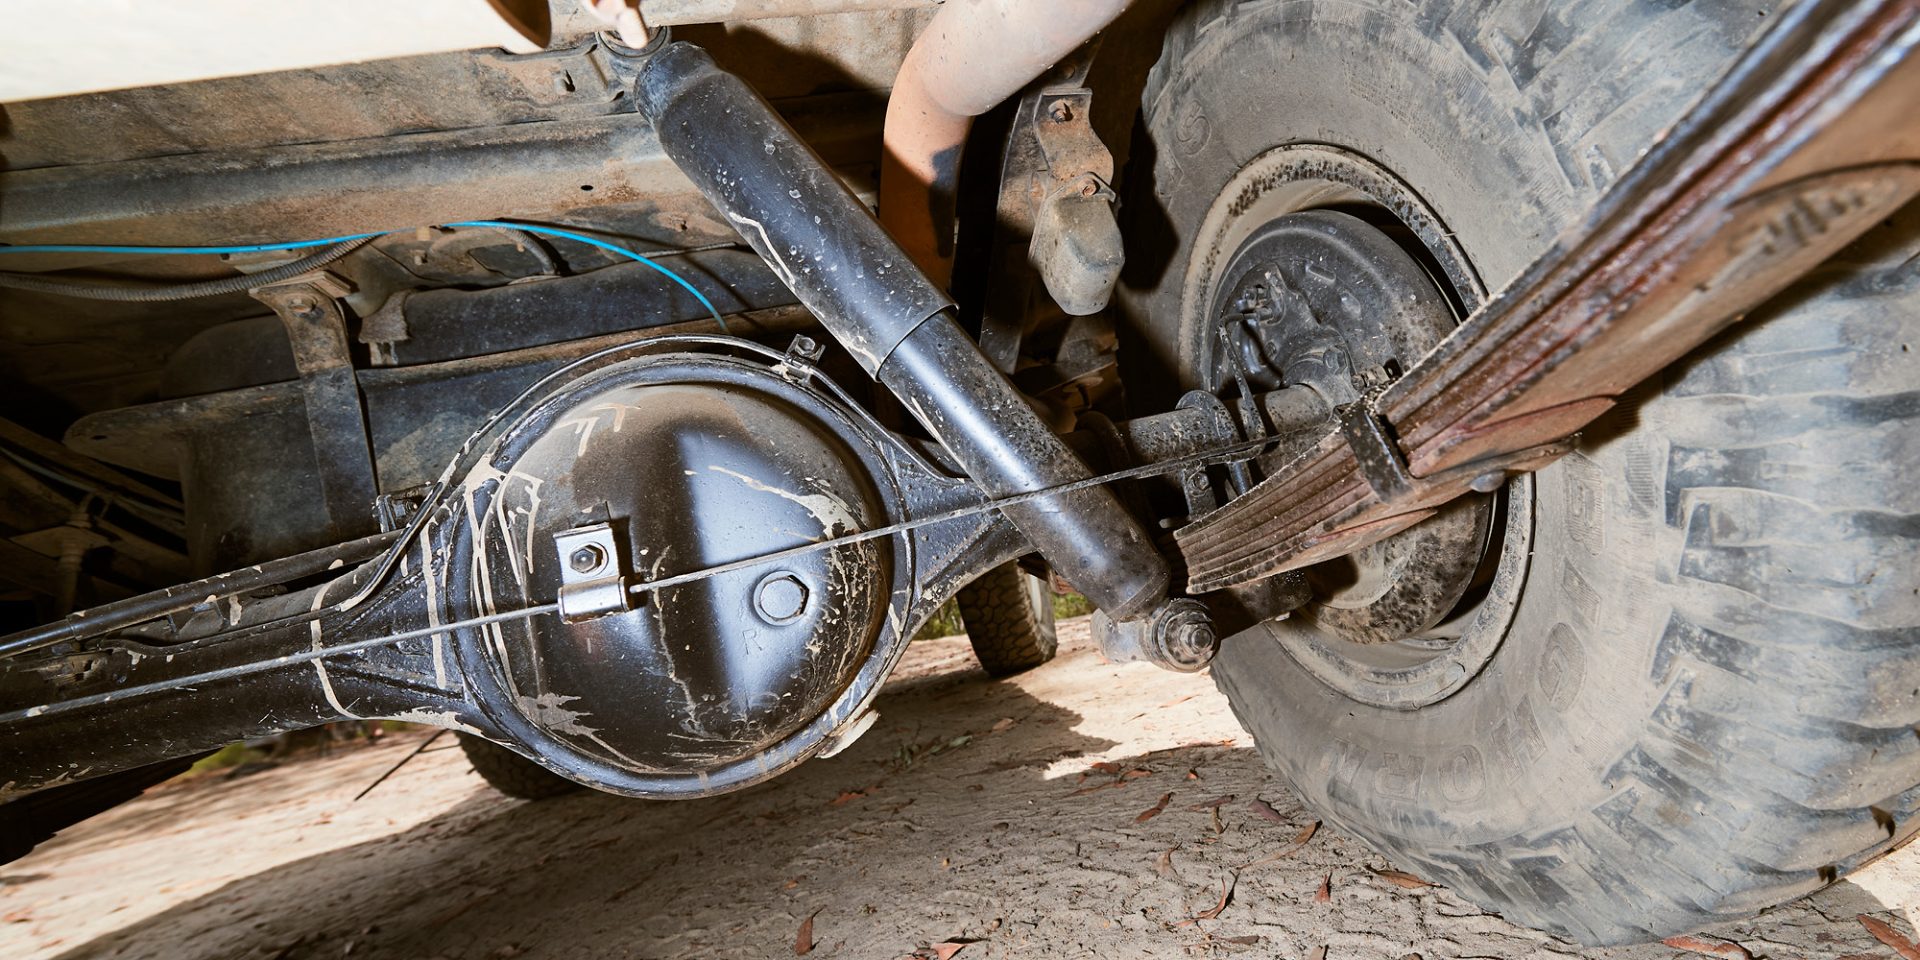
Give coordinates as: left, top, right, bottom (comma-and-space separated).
775, 334, 826, 384
1339, 395, 1578, 506
554, 522, 632, 622
251, 272, 380, 540
1337, 397, 1416, 502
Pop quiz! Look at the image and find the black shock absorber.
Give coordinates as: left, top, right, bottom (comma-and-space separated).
633, 42, 1171, 622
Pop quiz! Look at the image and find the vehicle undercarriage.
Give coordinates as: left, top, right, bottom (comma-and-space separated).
1, 0, 1916, 946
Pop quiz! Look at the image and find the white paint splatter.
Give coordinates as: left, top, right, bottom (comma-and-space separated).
706, 466, 858, 538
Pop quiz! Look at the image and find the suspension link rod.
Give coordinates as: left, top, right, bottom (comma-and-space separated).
1177, 0, 1920, 590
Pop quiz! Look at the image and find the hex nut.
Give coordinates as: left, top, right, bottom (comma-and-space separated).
755, 572, 810, 623
569, 544, 607, 574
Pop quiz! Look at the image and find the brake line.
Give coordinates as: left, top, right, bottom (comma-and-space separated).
0, 604, 561, 725
0, 220, 729, 330
0, 432, 1274, 726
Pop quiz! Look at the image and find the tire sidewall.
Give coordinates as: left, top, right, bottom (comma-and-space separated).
1119, 0, 1782, 934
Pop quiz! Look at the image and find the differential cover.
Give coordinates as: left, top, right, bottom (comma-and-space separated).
449, 356, 896, 789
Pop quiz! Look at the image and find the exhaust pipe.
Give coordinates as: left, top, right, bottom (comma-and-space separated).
634, 42, 1169, 621
878, 0, 1132, 284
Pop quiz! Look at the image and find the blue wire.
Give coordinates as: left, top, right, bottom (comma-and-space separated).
445, 221, 725, 331
0, 221, 728, 331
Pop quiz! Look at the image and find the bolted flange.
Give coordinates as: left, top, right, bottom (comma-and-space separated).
1089, 598, 1219, 673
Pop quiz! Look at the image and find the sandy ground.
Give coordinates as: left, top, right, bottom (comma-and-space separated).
5, 618, 1920, 960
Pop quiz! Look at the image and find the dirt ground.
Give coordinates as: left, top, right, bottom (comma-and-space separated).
6, 619, 1920, 960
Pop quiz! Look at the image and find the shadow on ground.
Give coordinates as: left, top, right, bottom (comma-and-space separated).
17, 630, 1920, 960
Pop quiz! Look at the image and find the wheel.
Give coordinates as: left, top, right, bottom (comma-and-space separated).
955, 562, 1059, 678
1120, 0, 1920, 945
457, 733, 580, 801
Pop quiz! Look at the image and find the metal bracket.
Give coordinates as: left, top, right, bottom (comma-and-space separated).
775, 334, 826, 384
1336, 398, 1416, 503
1029, 173, 1123, 316
373, 483, 433, 533
1171, 391, 1241, 518
978, 49, 1118, 369
1339, 395, 1577, 507
1030, 90, 1112, 183
554, 522, 632, 623
251, 272, 381, 540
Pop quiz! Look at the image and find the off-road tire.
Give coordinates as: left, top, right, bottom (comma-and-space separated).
1122, 0, 1920, 945
956, 562, 1059, 678
458, 733, 579, 801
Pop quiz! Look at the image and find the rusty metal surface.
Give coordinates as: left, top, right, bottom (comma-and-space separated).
0, 93, 883, 260
878, 0, 1128, 286
1025, 78, 1124, 318
974, 61, 1086, 373
252, 276, 382, 542
0, 40, 624, 173
0, 20, 911, 174
644, 0, 937, 24
1176, 0, 1920, 591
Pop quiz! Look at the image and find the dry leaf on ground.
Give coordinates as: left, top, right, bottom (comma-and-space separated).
1186, 795, 1234, 811
1314, 873, 1331, 904
1659, 934, 1752, 959
1859, 915, 1920, 960
1369, 868, 1432, 890
795, 910, 819, 956
1239, 821, 1320, 870
1136, 792, 1173, 823
1175, 875, 1237, 926
1248, 798, 1289, 824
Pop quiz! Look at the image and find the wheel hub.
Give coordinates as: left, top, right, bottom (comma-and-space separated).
1209, 209, 1452, 405
1179, 143, 1533, 707
1205, 208, 1494, 646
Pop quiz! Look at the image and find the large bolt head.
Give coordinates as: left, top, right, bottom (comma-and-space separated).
754, 572, 810, 624
1152, 599, 1218, 672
